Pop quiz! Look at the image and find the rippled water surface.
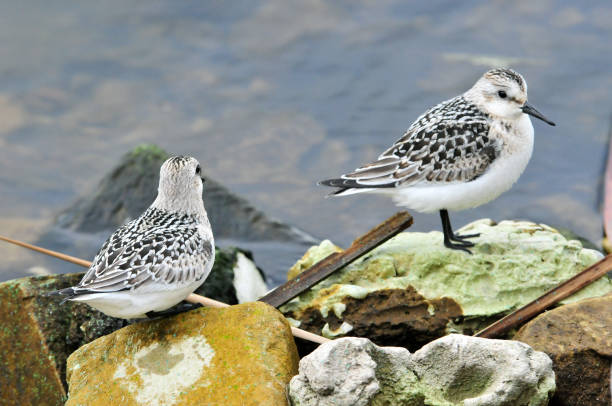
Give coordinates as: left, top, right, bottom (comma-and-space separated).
1, 1, 612, 283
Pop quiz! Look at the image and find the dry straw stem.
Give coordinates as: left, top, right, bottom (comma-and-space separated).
0, 235, 329, 345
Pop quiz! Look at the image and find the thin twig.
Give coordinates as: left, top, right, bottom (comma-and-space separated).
0, 235, 330, 345
0, 235, 91, 267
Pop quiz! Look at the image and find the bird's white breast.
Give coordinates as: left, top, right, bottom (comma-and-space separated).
389, 114, 534, 213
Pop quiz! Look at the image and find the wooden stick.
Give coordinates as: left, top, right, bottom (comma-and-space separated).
185, 293, 329, 344
0, 235, 91, 267
475, 254, 612, 338
0, 235, 330, 345
259, 211, 413, 308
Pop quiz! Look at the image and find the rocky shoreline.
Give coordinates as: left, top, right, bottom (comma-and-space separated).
1, 146, 611, 405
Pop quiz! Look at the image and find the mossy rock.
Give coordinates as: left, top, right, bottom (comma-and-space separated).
66, 302, 299, 406
0, 274, 125, 405
281, 219, 612, 349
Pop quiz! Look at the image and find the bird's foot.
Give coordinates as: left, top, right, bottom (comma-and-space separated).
449, 233, 480, 247
451, 232, 480, 241
145, 302, 202, 319
444, 239, 474, 254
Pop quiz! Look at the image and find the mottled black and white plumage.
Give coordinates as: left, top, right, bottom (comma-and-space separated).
321, 68, 555, 252
324, 96, 496, 189
50, 156, 214, 318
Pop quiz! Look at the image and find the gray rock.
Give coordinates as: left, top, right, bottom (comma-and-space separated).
55, 144, 314, 243
289, 334, 556, 406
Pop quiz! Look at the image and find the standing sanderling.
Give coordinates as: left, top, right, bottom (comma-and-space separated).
320, 68, 555, 253
49, 156, 214, 318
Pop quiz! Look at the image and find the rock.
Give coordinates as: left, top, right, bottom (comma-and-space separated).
66, 302, 299, 406
553, 225, 601, 252
0, 244, 268, 404
0, 274, 126, 405
55, 144, 314, 243
281, 220, 612, 349
193, 247, 268, 305
288, 334, 555, 406
514, 294, 612, 406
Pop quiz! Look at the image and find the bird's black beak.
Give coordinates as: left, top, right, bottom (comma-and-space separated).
522, 102, 555, 126
201, 177, 206, 184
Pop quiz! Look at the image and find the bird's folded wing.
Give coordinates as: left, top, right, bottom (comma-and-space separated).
325, 120, 498, 189
74, 227, 213, 293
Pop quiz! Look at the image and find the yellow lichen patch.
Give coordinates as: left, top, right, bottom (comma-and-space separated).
0, 279, 66, 405
66, 302, 299, 406
287, 239, 343, 280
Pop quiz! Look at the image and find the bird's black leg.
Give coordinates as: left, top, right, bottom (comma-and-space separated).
145, 302, 202, 319
439, 209, 477, 253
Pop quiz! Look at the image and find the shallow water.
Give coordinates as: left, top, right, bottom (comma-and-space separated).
1, 1, 612, 284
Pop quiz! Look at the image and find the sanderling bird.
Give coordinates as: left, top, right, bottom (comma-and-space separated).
320, 68, 555, 253
49, 156, 214, 318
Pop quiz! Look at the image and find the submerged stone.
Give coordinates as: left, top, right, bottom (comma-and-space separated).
281, 219, 611, 349
66, 302, 299, 406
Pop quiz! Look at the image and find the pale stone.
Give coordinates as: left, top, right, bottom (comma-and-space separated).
289, 334, 555, 406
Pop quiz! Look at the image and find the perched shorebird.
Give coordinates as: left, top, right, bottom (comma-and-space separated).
49, 156, 214, 318
320, 68, 555, 253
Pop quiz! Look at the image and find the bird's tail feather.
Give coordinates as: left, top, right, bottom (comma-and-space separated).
326, 187, 376, 197
319, 178, 378, 197
46, 287, 78, 304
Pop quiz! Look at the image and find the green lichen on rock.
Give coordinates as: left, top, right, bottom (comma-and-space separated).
288, 240, 343, 280
66, 302, 299, 406
281, 219, 611, 343
124, 144, 169, 175
0, 274, 125, 405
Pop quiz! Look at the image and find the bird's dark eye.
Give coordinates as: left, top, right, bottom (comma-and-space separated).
498, 90, 507, 99
195, 165, 201, 175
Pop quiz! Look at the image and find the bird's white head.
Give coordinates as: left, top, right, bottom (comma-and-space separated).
465, 68, 555, 126
152, 155, 207, 216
